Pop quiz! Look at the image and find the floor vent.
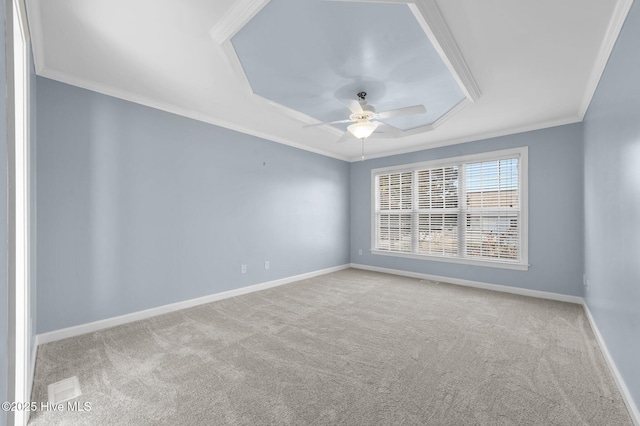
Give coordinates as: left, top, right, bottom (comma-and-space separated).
48, 376, 82, 404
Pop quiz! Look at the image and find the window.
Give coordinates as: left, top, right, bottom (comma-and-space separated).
372, 147, 528, 270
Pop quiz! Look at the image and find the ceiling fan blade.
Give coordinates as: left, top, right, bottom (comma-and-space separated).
346, 99, 363, 114
377, 104, 426, 119
372, 123, 403, 138
303, 119, 353, 128
336, 131, 353, 144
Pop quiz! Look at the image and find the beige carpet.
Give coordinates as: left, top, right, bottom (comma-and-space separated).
29, 269, 632, 425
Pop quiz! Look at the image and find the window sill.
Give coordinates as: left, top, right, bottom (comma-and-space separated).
370, 249, 529, 271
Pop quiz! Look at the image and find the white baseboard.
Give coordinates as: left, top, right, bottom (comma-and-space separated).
349, 263, 584, 304
350, 262, 639, 424
29, 339, 38, 397
583, 302, 640, 426
27, 340, 38, 423
36, 264, 349, 346
30, 263, 639, 424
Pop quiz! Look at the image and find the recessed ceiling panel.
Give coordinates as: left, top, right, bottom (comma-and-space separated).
231, 0, 466, 131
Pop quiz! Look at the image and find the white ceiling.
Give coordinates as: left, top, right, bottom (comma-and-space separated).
25, 0, 633, 162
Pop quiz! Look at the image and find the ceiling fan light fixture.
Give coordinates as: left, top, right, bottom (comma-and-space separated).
348, 121, 378, 139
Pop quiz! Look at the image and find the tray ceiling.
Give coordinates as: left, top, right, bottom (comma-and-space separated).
25, 0, 633, 161
231, 0, 465, 132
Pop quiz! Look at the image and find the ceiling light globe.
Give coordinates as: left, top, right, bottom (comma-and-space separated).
348, 122, 377, 139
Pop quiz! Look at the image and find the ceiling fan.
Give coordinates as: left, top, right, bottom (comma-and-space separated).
305, 92, 426, 143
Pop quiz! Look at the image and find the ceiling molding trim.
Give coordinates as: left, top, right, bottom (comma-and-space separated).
578, 0, 633, 119
211, 8, 348, 136
400, 98, 472, 136
332, 98, 471, 139
36, 67, 350, 162
268, 93, 472, 140
252, 94, 345, 137
214, 38, 344, 136
24, 0, 46, 73
208, 0, 340, 132
348, 115, 582, 162
429, 98, 472, 129
409, 0, 481, 102
216, 41, 254, 96
210, 0, 271, 95
209, 0, 270, 44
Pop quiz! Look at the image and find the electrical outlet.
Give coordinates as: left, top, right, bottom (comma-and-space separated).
265, 261, 270, 270
241, 264, 247, 274
358, 249, 363, 255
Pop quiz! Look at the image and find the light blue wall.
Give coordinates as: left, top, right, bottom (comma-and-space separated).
35, 77, 350, 333
350, 123, 584, 296
583, 0, 640, 411
1, 0, 9, 424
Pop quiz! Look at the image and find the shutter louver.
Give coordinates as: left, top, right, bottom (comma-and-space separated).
418, 213, 458, 256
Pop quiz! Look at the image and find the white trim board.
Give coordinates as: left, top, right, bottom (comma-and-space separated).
36, 264, 350, 346
578, 0, 634, 119
347, 115, 581, 162
583, 302, 640, 426
349, 263, 584, 304
27, 342, 37, 423
30, 264, 639, 424
28, 342, 37, 397
37, 67, 351, 162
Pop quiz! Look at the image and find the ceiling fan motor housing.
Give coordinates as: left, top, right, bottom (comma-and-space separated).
350, 110, 375, 122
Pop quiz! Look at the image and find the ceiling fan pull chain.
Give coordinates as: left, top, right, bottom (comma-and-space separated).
361, 138, 365, 161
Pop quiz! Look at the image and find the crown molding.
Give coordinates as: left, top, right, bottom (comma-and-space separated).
348, 115, 582, 162
211, 1, 348, 137
210, 0, 271, 96
578, 0, 634, 118
209, 0, 270, 44
252, 94, 344, 137
36, 67, 350, 162
409, 0, 481, 102
398, 98, 472, 136
31, 0, 349, 163
430, 98, 472, 129
215, 38, 344, 137
215, 39, 254, 96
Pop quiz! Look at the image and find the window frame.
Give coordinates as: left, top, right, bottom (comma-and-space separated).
370, 147, 529, 271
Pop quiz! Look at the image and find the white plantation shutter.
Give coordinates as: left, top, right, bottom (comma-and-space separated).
373, 148, 526, 267
375, 172, 413, 252
417, 166, 459, 256
464, 158, 520, 261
